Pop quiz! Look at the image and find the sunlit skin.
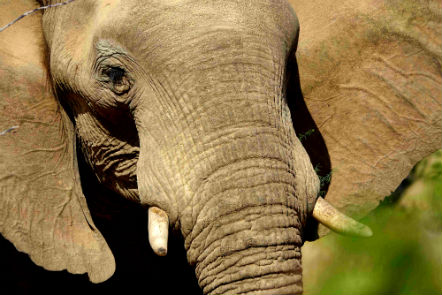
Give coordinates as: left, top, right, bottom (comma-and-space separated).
0, 0, 440, 294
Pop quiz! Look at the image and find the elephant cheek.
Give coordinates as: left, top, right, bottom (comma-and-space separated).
135, 132, 181, 226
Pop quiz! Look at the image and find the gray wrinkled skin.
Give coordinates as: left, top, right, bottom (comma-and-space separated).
1, 0, 440, 294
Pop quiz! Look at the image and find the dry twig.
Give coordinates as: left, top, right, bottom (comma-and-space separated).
0, 0, 75, 32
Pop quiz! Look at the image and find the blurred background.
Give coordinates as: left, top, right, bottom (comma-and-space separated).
302, 149, 442, 295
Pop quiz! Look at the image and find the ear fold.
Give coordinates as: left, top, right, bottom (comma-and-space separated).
0, 0, 115, 282
291, 0, 442, 236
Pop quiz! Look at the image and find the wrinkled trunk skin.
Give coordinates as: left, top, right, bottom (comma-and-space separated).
130, 2, 318, 294
138, 96, 310, 294
187, 192, 304, 294
179, 118, 309, 294
135, 51, 317, 294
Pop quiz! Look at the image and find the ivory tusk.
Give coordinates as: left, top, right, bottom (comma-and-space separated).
148, 207, 169, 256
313, 197, 373, 237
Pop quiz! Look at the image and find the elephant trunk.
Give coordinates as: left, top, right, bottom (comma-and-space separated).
135, 106, 310, 293
132, 21, 317, 294
182, 154, 306, 294
187, 204, 303, 294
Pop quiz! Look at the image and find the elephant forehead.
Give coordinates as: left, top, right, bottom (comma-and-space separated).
95, 0, 299, 57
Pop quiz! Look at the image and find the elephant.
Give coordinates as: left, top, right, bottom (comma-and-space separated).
0, 0, 441, 294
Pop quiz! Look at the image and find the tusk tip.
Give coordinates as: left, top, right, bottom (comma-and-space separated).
359, 225, 373, 238
150, 238, 168, 256
156, 247, 167, 256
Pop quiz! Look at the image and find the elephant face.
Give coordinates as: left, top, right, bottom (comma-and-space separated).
45, 0, 316, 227
46, 2, 321, 293
3, 1, 321, 293
1, 0, 441, 294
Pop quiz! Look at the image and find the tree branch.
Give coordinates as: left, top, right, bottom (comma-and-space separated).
0, 0, 75, 32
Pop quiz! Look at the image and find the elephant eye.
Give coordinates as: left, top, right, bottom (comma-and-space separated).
100, 66, 131, 95
105, 67, 125, 83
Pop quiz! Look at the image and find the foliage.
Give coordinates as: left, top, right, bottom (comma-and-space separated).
314, 164, 333, 197
298, 129, 316, 142
303, 150, 442, 295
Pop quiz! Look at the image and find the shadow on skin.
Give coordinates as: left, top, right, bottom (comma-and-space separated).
286, 56, 331, 241
0, 146, 202, 295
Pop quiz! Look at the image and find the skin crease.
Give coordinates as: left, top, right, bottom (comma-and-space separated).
1, 0, 440, 294
38, 0, 319, 294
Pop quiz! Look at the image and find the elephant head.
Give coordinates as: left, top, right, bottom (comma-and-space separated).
0, 0, 440, 294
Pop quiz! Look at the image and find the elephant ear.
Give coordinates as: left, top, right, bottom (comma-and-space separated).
0, 1, 115, 282
291, 0, 442, 236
